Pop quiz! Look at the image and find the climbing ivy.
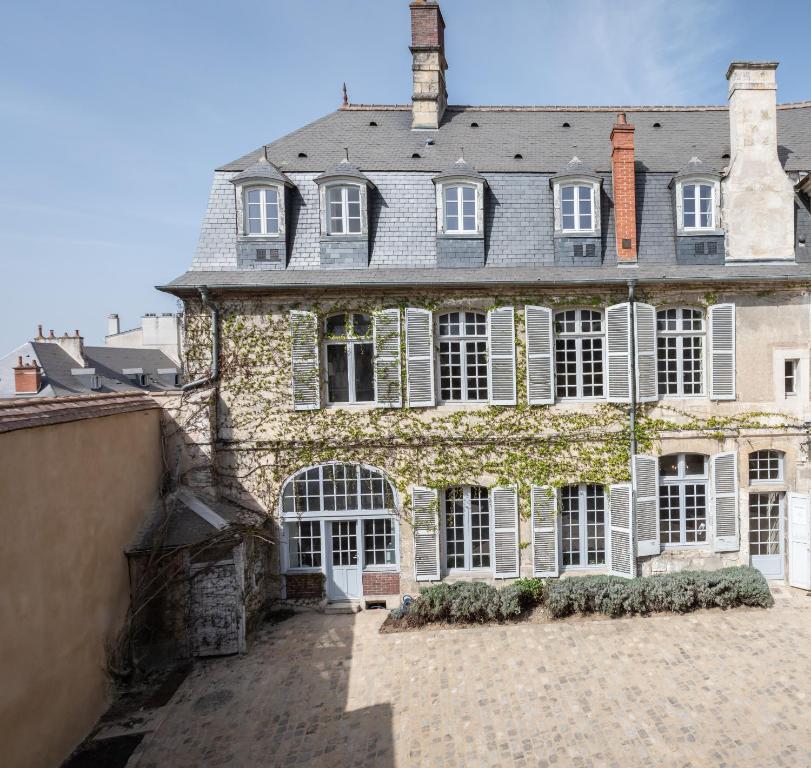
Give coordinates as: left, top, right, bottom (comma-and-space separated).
176, 290, 804, 526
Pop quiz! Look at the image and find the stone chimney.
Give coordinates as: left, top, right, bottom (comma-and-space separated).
40, 329, 85, 365
13, 356, 42, 395
610, 113, 638, 263
723, 62, 795, 261
410, 0, 447, 130
107, 313, 120, 336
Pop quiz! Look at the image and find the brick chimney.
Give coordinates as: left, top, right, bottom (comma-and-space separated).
410, 0, 447, 130
611, 113, 637, 263
723, 62, 794, 261
13, 356, 42, 395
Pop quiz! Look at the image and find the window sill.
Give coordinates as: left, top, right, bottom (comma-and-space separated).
677, 229, 724, 237
363, 566, 400, 573
437, 232, 483, 240
556, 230, 600, 238
285, 568, 323, 575
444, 569, 494, 579
324, 402, 379, 410
660, 543, 709, 550
320, 234, 367, 242
240, 233, 283, 241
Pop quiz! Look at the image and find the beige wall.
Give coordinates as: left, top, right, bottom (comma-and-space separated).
0, 408, 163, 768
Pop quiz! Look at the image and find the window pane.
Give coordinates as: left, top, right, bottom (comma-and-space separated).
462, 186, 475, 202
352, 313, 372, 337
659, 455, 679, 477
683, 211, 695, 228
327, 345, 349, 402
683, 454, 706, 476
354, 343, 375, 402
561, 186, 575, 202
445, 487, 466, 569
326, 314, 347, 337
346, 186, 360, 202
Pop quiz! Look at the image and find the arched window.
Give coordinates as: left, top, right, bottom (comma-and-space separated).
659, 453, 708, 545
245, 186, 279, 235
443, 486, 490, 571
443, 183, 477, 233
282, 463, 395, 515
748, 450, 784, 483
438, 311, 488, 402
560, 184, 594, 232
657, 308, 705, 397
327, 184, 362, 234
560, 484, 607, 567
554, 309, 604, 399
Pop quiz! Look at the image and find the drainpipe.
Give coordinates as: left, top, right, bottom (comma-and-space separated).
627, 279, 638, 460
182, 287, 220, 391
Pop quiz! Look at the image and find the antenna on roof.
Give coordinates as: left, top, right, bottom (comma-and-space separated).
342, 82, 349, 107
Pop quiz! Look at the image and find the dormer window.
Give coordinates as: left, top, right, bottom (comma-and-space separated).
681, 183, 714, 230
560, 184, 594, 232
443, 184, 477, 233
327, 185, 362, 235
551, 157, 602, 238
245, 187, 280, 235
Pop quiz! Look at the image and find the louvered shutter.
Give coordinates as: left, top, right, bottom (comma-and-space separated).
491, 486, 519, 577
290, 310, 320, 411
531, 485, 559, 577
709, 304, 736, 400
633, 454, 660, 557
634, 302, 658, 402
712, 451, 739, 552
373, 309, 402, 408
608, 483, 635, 578
405, 308, 435, 407
525, 305, 555, 405
488, 307, 517, 405
413, 487, 440, 581
606, 302, 632, 402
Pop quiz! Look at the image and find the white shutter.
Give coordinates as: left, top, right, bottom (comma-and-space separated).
712, 451, 739, 552
634, 302, 658, 402
525, 305, 555, 405
606, 302, 631, 402
709, 303, 736, 400
491, 486, 519, 577
373, 309, 402, 408
413, 487, 440, 581
488, 307, 517, 405
531, 485, 559, 577
290, 310, 320, 411
405, 308, 435, 407
633, 454, 660, 557
608, 483, 635, 578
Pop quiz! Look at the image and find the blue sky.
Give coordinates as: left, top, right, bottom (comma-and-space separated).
1, 0, 809, 353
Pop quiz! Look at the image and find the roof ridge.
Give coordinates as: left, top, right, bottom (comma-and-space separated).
339, 101, 811, 112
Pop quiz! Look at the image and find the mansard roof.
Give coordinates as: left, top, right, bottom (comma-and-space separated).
218, 102, 811, 176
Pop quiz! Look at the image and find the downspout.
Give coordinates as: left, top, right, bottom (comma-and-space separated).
182, 287, 220, 391
627, 279, 638, 460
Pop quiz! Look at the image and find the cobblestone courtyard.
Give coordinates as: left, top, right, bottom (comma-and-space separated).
131, 588, 811, 768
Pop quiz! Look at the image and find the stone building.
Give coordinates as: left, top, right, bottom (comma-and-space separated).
160, 1, 811, 611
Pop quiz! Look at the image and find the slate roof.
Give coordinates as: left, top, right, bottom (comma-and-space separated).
432, 156, 486, 182
229, 155, 291, 186
160, 263, 811, 294
218, 103, 811, 175
0, 342, 180, 398
313, 155, 372, 184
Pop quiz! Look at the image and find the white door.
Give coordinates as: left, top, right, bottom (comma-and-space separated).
749, 492, 784, 580
327, 520, 361, 601
788, 493, 811, 590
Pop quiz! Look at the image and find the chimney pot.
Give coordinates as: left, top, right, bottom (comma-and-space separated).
36, 324, 43, 338
48, 329, 55, 338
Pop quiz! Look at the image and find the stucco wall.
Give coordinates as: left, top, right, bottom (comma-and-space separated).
0, 407, 163, 768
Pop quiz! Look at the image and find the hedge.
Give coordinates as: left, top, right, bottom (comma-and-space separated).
387, 567, 772, 628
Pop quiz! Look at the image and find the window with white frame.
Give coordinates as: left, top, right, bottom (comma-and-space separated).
363, 519, 396, 566
748, 450, 784, 483
785, 359, 799, 397
325, 313, 374, 404
438, 311, 488, 402
444, 486, 491, 570
560, 184, 594, 232
748, 492, 783, 556
659, 453, 708, 545
554, 309, 604, 399
657, 308, 704, 397
681, 183, 714, 230
327, 184, 362, 234
245, 187, 279, 235
287, 520, 322, 568
560, 484, 607, 567
282, 463, 395, 515
443, 184, 477, 233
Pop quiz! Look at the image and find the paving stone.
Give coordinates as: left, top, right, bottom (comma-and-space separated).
133, 590, 811, 768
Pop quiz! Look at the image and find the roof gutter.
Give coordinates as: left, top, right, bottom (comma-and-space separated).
182, 287, 219, 391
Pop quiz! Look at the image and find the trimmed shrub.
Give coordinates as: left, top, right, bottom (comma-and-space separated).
545, 566, 773, 619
